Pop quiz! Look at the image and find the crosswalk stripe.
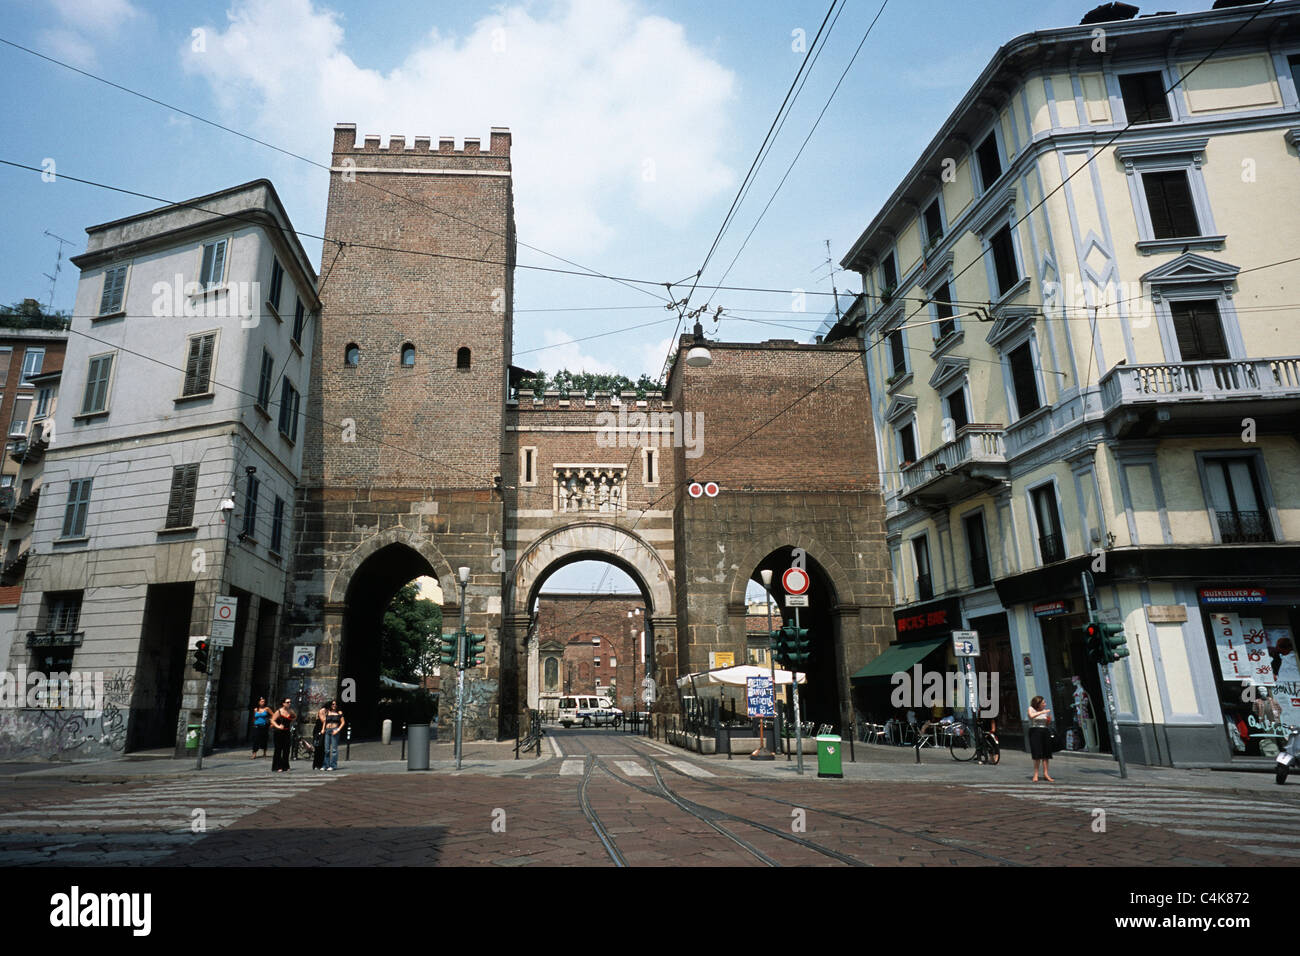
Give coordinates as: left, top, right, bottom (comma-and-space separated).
665, 760, 714, 778
559, 758, 584, 776
1231, 844, 1300, 858
1171, 829, 1300, 843
614, 760, 651, 777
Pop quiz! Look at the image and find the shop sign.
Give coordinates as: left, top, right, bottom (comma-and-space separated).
709, 652, 735, 669
893, 599, 961, 640
1210, 613, 1274, 684
1146, 605, 1188, 623
1033, 600, 1066, 618
1199, 588, 1265, 604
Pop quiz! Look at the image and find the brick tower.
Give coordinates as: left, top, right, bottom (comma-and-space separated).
290, 125, 514, 737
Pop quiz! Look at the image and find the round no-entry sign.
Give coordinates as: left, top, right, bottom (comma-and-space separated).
782, 567, 809, 595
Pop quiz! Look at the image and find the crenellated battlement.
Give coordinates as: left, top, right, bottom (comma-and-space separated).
331, 123, 511, 157
509, 390, 673, 410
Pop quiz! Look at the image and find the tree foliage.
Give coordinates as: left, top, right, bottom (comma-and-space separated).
516, 370, 662, 398
1, 299, 69, 331
379, 582, 443, 682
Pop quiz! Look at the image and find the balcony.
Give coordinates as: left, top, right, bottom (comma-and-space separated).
1100, 356, 1300, 438
899, 424, 1009, 507
1217, 511, 1274, 544
9, 486, 40, 523
1, 546, 29, 583
8, 427, 49, 465
1039, 533, 1066, 565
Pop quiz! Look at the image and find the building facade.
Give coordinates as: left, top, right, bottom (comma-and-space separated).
530, 593, 645, 714
833, 0, 1300, 765
0, 181, 319, 759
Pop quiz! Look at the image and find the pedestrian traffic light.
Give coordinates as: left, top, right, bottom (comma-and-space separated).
464, 633, 486, 669
438, 633, 460, 667
193, 640, 209, 674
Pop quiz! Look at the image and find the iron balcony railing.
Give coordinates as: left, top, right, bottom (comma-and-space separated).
899, 424, 1007, 499
1216, 511, 1274, 544
969, 553, 992, 587
1100, 356, 1300, 409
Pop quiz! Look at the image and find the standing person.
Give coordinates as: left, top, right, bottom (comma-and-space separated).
250, 697, 272, 759
312, 704, 327, 770
1028, 695, 1055, 782
270, 698, 296, 772
323, 700, 345, 770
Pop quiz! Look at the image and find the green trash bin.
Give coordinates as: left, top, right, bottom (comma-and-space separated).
816, 735, 843, 778
185, 724, 201, 751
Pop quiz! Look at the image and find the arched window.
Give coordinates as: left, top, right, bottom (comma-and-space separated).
344, 343, 360, 366
457, 346, 471, 370
401, 343, 415, 367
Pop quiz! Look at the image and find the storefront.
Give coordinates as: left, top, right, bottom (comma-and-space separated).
851, 598, 963, 722
1197, 586, 1300, 759
1033, 598, 1109, 754
966, 611, 1023, 743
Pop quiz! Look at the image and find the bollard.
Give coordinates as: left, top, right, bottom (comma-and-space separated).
407, 722, 431, 771
346, 725, 351, 761
382, 718, 393, 746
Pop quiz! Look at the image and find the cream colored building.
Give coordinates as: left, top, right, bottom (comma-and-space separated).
833, 1, 1300, 765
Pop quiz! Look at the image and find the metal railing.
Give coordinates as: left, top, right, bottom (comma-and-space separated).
899, 424, 1007, 497
1039, 533, 1065, 564
1216, 510, 1273, 544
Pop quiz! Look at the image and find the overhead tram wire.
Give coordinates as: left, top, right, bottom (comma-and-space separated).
700, 0, 891, 303
0, 36, 671, 309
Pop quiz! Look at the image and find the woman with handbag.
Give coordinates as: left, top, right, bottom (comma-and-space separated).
1028, 695, 1055, 782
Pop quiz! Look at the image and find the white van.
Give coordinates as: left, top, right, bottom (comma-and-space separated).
558, 695, 622, 728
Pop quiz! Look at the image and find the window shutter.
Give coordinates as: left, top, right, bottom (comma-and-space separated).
183, 338, 202, 395
210, 240, 225, 285
200, 244, 215, 285
93, 356, 112, 411
195, 334, 215, 393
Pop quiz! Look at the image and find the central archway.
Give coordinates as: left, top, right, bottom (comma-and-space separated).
504, 522, 678, 722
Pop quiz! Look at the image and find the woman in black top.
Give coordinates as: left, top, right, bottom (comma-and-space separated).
312, 705, 327, 770
323, 700, 345, 770
270, 699, 296, 772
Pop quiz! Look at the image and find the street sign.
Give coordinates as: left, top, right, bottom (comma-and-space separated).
703, 481, 719, 497
687, 482, 703, 498
785, 594, 809, 607
709, 651, 735, 669
746, 676, 775, 718
211, 596, 238, 641
209, 634, 234, 648
951, 630, 980, 657
782, 567, 810, 595
291, 645, 316, 669
641, 676, 657, 704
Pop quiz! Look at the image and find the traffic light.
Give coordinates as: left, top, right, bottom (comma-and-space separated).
769, 628, 792, 668
193, 640, 209, 674
438, 632, 460, 667
1084, 620, 1128, 665
786, 627, 811, 668
1084, 622, 1104, 666
464, 634, 486, 669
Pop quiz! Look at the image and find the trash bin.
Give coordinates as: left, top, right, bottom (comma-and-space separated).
816, 734, 843, 778
185, 724, 201, 751
407, 722, 431, 771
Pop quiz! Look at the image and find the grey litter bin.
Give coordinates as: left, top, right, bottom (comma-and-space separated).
407, 722, 431, 771
715, 724, 731, 756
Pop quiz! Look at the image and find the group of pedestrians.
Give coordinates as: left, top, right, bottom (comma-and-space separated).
249, 696, 346, 772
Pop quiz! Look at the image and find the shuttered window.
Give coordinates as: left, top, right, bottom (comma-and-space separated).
165, 464, 200, 528
1171, 300, 1228, 361
923, 199, 943, 247
1008, 341, 1041, 418
62, 479, 93, 537
292, 298, 305, 344
81, 354, 114, 414
182, 333, 217, 396
99, 266, 127, 315
199, 239, 227, 287
271, 496, 286, 553
278, 379, 300, 441
257, 350, 275, 409
1119, 71, 1171, 125
1143, 170, 1199, 239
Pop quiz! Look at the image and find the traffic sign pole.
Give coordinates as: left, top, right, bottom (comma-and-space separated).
791, 606, 804, 775
1082, 571, 1127, 779
195, 646, 222, 771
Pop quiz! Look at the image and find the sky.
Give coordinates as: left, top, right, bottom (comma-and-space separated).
2, 0, 1224, 383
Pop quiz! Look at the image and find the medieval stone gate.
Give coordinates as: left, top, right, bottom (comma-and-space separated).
287, 125, 894, 738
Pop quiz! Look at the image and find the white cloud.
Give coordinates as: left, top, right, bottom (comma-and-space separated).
531, 328, 622, 376
48, 0, 139, 32
181, 0, 737, 257
37, 28, 99, 69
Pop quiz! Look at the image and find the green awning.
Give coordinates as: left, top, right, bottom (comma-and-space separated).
850, 637, 947, 682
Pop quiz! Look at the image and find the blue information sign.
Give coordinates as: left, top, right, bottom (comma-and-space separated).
747, 676, 775, 718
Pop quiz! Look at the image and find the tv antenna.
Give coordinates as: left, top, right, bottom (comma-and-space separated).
42, 231, 75, 313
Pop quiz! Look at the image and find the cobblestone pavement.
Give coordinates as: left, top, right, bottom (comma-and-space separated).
0, 729, 1295, 866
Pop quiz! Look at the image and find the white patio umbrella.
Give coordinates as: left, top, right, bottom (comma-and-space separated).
676, 664, 805, 698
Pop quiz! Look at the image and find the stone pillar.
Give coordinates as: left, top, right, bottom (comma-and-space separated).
503, 613, 532, 734
649, 615, 678, 713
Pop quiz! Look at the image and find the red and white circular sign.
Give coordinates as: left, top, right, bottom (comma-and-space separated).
703, 481, 719, 498
687, 481, 704, 498
782, 567, 810, 595
217, 604, 233, 620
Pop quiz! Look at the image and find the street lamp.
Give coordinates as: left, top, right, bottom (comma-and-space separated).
752, 569, 776, 761
686, 319, 712, 368
455, 566, 470, 769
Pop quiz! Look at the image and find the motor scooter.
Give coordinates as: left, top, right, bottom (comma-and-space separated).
1276, 726, 1300, 785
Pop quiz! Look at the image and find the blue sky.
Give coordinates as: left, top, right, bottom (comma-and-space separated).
2, 0, 1221, 381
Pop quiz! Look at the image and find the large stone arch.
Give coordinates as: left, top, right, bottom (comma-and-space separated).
506, 521, 674, 617
725, 530, 855, 609
326, 526, 457, 607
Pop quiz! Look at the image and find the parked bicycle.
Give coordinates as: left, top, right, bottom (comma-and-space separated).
949, 719, 1000, 764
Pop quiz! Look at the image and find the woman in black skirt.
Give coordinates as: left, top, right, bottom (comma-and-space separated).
270, 698, 296, 772
1028, 695, 1055, 782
